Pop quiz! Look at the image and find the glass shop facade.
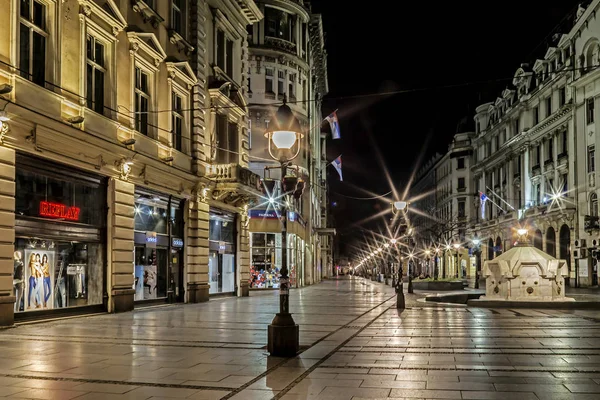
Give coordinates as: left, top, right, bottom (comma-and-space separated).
133, 188, 185, 304
13, 154, 107, 317
208, 208, 237, 295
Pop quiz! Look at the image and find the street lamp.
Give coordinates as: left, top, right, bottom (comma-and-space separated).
265, 98, 303, 357
392, 201, 408, 214
472, 238, 482, 289
453, 243, 461, 279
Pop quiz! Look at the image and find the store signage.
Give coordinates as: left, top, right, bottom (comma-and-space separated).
287, 211, 296, 222
249, 209, 278, 219
172, 238, 183, 248
39, 201, 81, 221
145, 231, 157, 248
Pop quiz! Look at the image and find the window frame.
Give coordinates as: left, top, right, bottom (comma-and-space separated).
17, 0, 52, 87
85, 34, 107, 115
171, 0, 186, 39
588, 145, 596, 173
134, 66, 152, 136
587, 97, 595, 125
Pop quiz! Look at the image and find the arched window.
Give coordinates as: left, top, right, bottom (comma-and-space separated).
591, 192, 598, 217
546, 227, 556, 257
534, 229, 543, 250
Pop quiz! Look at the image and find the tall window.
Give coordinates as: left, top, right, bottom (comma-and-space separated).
134, 67, 150, 135
171, 92, 183, 152
560, 130, 568, 155
288, 73, 296, 99
215, 115, 238, 164
559, 87, 566, 106
171, 0, 184, 37
457, 177, 465, 190
86, 35, 105, 115
19, 0, 47, 86
546, 96, 552, 117
457, 157, 465, 169
226, 38, 233, 77
277, 70, 285, 97
514, 118, 519, 136
588, 145, 596, 173
457, 199, 466, 218
587, 98, 595, 125
265, 68, 274, 93
533, 106, 539, 125
264, 7, 293, 42
216, 29, 225, 71
546, 137, 553, 161
302, 79, 307, 108
591, 193, 598, 217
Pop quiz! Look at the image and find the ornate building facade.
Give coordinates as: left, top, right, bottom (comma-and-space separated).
245, 0, 330, 290
411, 0, 600, 288
0, 0, 262, 326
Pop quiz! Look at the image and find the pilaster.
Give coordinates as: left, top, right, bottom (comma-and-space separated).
0, 147, 15, 327
107, 178, 135, 313
187, 192, 210, 302
190, 0, 208, 170
239, 207, 250, 297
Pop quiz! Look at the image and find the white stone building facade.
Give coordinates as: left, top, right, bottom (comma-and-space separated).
411, 0, 600, 288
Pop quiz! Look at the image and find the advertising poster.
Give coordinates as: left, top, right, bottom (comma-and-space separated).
24, 249, 55, 310
143, 264, 157, 299
134, 264, 144, 300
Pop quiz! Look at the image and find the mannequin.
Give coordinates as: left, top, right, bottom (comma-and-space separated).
13, 251, 24, 312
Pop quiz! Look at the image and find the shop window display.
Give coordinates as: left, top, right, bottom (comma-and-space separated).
134, 247, 167, 300
250, 233, 281, 288
13, 239, 104, 312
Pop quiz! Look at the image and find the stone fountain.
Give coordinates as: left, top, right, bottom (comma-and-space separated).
478, 230, 574, 302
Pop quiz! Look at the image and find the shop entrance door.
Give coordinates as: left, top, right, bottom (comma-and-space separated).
209, 251, 235, 294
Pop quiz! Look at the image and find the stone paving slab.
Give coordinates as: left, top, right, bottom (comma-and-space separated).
1, 277, 600, 399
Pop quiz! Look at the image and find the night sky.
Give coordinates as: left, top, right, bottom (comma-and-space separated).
309, 0, 584, 260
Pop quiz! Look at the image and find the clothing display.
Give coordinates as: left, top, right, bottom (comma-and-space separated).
74, 265, 86, 298
13, 252, 24, 312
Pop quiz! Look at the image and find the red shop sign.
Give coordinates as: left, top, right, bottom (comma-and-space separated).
39, 201, 81, 221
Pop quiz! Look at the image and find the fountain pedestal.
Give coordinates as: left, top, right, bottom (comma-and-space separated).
479, 242, 574, 302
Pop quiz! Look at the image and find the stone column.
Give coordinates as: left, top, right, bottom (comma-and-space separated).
238, 206, 250, 297
186, 191, 209, 302
523, 147, 532, 206
0, 147, 15, 326
107, 178, 135, 313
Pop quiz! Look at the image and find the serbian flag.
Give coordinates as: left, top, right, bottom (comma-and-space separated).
326, 111, 341, 139
479, 191, 488, 219
332, 155, 343, 181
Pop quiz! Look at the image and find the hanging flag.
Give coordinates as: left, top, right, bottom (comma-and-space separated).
332, 155, 343, 181
325, 111, 341, 139
479, 191, 488, 219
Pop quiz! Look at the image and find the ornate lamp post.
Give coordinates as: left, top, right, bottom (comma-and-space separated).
265, 98, 303, 357
472, 239, 481, 289
453, 243, 461, 279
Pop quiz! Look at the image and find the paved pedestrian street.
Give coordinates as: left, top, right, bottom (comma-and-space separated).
1, 278, 600, 399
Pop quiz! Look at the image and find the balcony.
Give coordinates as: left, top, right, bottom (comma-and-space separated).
263, 36, 298, 56
206, 163, 262, 202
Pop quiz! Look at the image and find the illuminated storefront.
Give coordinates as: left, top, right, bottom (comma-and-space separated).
133, 189, 184, 304
208, 209, 237, 294
13, 155, 106, 316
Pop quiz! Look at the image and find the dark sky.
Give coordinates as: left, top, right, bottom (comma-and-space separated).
309, 0, 584, 259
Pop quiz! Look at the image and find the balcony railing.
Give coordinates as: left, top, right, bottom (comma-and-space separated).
206, 163, 261, 188
264, 36, 297, 55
